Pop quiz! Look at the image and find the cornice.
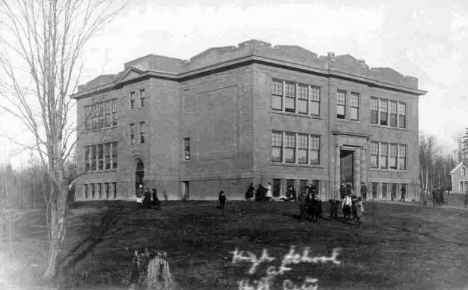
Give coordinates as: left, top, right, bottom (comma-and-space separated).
71, 55, 427, 99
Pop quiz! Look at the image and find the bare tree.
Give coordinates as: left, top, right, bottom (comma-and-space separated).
0, 0, 123, 281
419, 133, 439, 190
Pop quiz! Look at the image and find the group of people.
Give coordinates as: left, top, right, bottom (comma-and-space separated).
419, 186, 449, 207
135, 184, 161, 210
333, 194, 364, 227
297, 186, 322, 223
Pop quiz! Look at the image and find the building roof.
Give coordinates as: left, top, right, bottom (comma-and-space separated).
71, 39, 427, 99
450, 161, 468, 175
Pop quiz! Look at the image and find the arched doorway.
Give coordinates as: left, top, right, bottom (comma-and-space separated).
135, 159, 144, 191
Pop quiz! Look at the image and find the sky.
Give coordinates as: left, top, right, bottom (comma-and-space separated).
1, 0, 468, 167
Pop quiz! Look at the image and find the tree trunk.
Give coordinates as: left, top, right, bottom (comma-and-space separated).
43, 179, 69, 280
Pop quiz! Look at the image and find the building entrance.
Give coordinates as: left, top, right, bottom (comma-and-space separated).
135, 159, 144, 190
340, 150, 354, 188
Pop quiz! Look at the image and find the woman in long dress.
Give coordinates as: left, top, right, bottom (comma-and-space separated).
265, 182, 273, 201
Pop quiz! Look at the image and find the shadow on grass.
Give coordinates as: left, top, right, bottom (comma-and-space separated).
60, 205, 125, 275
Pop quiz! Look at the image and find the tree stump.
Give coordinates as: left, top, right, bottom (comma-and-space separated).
129, 247, 178, 290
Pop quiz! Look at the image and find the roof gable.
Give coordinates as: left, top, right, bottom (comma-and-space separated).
450, 161, 468, 175
115, 67, 144, 83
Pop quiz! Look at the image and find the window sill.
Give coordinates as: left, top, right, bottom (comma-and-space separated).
271, 162, 324, 169
84, 125, 118, 133
369, 168, 408, 173
369, 124, 408, 131
85, 169, 118, 174
336, 118, 360, 124
270, 110, 323, 120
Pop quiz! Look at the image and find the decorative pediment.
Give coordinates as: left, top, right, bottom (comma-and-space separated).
115, 67, 144, 83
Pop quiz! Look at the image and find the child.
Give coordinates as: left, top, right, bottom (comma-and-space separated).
152, 188, 161, 211
328, 197, 338, 220
218, 191, 226, 211
356, 197, 365, 228
351, 195, 358, 222
136, 184, 144, 208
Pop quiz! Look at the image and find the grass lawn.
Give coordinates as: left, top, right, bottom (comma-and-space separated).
2, 200, 468, 290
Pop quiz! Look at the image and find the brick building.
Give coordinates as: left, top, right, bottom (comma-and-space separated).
71, 40, 426, 201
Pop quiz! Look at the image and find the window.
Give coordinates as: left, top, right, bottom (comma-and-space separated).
349, 93, 359, 120
382, 183, 388, 199
371, 98, 378, 124
399, 103, 406, 128
112, 99, 118, 126
112, 142, 118, 169
380, 143, 388, 169
297, 134, 308, 164
140, 90, 145, 107
399, 145, 406, 170
98, 103, 104, 129
460, 181, 464, 192
273, 179, 281, 197
130, 123, 135, 145
310, 86, 320, 116
370, 142, 379, 168
97, 144, 104, 170
271, 131, 283, 162
140, 122, 146, 144
92, 104, 98, 130
97, 183, 102, 199
105, 183, 109, 199
91, 146, 96, 170
300, 180, 308, 195
271, 80, 283, 110
372, 183, 378, 199
271, 131, 320, 165
85, 106, 92, 130
105, 101, 111, 127
379, 99, 388, 125
130, 92, 135, 109
91, 184, 95, 199
389, 144, 397, 169
390, 101, 397, 127
184, 138, 190, 160
462, 167, 466, 176
285, 133, 296, 163
310, 136, 320, 165
84, 146, 90, 171
112, 182, 117, 199
298, 84, 308, 114
312, 180, 320, 192
84, 184, 88, 199
337, 91, 346, 119
104, 143, 111, 170
285, 82, 296, 112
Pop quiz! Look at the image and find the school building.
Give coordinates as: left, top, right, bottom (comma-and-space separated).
71, 39, 426, 201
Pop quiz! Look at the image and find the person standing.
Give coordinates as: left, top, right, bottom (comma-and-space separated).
298, 191, 307, 221
360, 182, 368, 201
329, 197, 338, 220
431, 186, 438, 206
152, 188, 161, 210
245, 183, 254, 201
265, 182, 273, 201
143, 188, 152, 209
218, 191, 226, 212
355, 197, 365, 228
289, 185, 297, 201
342, 194, 352, 220
400, 185, 406, 202
420, 188, 427, 206
340, 182, 346, 199
136, 184, 144, 208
